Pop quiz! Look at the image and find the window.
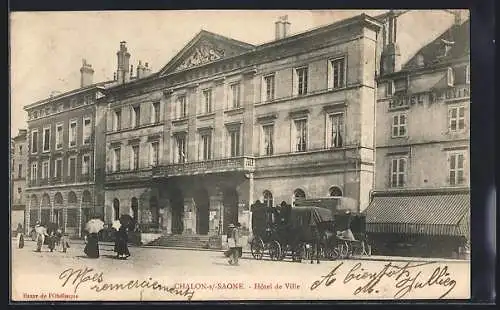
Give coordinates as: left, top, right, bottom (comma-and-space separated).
327, 113, 344, 148
112, 148, 121, 172
113, 109, 122, 131
295, 67, 308, 96
329, 186, 343, 197
42, 160, 50, 179
330, 57, 346, 89
150, 141, 159, 167
19, 145, 23, 155
390, 158, 406, 188
55, 158, 62, 179
31, 130, 38, 154
386, 80, 394, 97
68, 157, 77, 181
228, 128, 241, 157
17, 187, 22, 201
263, 190, 273, 208
152, 102, 160, 123
293, 119, 308, 152
264, 74, 275, 101
202, 89, 213, 114
82, 154, 90, 175
199, 132, 212, 161
131, 105, 141, 128
30, 162, 37, 181
449, 106, 466, 132
262, 124, 274, 156
42, 127, 51, 152
229, 83, 241, 109
69, 120, 77, 147
447, 67, 455, 87
465, 65, 470, 84
449, 153, 466, 186
18, 164, 22, 178
83, 117, 92, 144
131, 145, 139, 170
177, 96, 187, 119
392, 114, 407, 137
293, 189, 306, 205
175, 135, 187, 164
56, 124, 63, 149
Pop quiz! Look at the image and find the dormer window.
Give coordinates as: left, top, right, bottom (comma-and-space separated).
447, 67, 455, 87
416, 54, 424, 67
440, 39, 455, 57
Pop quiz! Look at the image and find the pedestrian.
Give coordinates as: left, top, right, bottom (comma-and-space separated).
34, 222, 46, 252
228, 223, 241, 265
57, 228, 70, 252
115, 226, 131, 259
84, 232, 100, 258
47, 230, 57, 252
16, 223, 24, 249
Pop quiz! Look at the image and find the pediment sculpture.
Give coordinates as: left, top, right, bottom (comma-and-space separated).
175, 41, 225, 72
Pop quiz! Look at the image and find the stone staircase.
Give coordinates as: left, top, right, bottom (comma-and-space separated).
145, 234, 216, 249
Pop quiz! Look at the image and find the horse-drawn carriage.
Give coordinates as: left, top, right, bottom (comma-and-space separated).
249, 198, 371, 262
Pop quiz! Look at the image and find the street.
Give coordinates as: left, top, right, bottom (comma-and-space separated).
12, 239, 470, 301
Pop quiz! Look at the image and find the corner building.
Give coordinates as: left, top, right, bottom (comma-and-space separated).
23, 60, 114, 237
104, 14, 382, 241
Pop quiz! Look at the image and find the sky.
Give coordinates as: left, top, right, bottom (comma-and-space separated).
10, 10, 397, 136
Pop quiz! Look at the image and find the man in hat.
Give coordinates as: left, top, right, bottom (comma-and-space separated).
227, 223, 241, 265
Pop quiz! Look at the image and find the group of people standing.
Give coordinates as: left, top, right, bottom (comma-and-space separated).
84, 225, 130, 260
26, 222, 70, 253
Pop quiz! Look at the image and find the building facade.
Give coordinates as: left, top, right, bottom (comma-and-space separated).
366, 15, 470, 258
103, 14, 384, 240
11, 129, 28, 231
23, 60, 113, 237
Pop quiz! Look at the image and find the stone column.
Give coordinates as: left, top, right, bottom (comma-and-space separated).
248, 173, 254, 235
183, 198, 194, 234
209, 195, 223, 235
50, 195, 54, 221
26, 196, 31, 234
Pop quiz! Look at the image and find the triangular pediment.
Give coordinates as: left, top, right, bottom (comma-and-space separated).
159, 30, 255, 76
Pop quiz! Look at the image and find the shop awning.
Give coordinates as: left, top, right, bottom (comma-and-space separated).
365, 189, 470, 237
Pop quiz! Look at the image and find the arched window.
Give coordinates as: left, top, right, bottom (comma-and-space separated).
263, 190, 273, 208
113, 199, 120, 221
293, 189, 306, 206
329, 186, 343, 197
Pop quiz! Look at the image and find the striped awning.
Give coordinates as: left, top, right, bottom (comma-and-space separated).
365, 190, 470, 237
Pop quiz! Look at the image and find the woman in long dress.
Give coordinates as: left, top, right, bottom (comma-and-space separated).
84, 233, 100, 258
115, 226, 130, 259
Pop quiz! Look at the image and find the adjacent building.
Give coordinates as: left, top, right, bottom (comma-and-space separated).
366, 14, 470, 258
23, 60, 115, 237
11, 129, 28, 231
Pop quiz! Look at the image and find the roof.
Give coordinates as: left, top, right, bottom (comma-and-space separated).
291, 206, 334, 224
24, 79, 116, 111
403, 19, 470, 70
365, 188, 470, 236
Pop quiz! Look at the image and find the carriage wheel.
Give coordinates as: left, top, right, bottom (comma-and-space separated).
250, 237, 265, 260
339, 241, 350, 259
268, 241, 282, 261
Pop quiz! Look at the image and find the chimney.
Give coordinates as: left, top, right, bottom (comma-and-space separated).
143, 62, 152, 77
116, 41, 131, 84
136, 60, 145, 79
380, 11, 401, 75
275, 15, 291, 40
80, 58, 94, 87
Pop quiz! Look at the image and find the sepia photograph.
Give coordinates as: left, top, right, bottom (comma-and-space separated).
10, 9, 472, 301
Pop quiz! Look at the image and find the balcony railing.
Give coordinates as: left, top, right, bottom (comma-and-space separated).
106, 168, 153, 183
153, 156, 255, 177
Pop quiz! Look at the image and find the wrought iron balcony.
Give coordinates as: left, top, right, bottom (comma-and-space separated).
153, 156, 255, 177
106, 168, 153, 183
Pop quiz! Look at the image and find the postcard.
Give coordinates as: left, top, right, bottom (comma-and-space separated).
10, 9, 471, 302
